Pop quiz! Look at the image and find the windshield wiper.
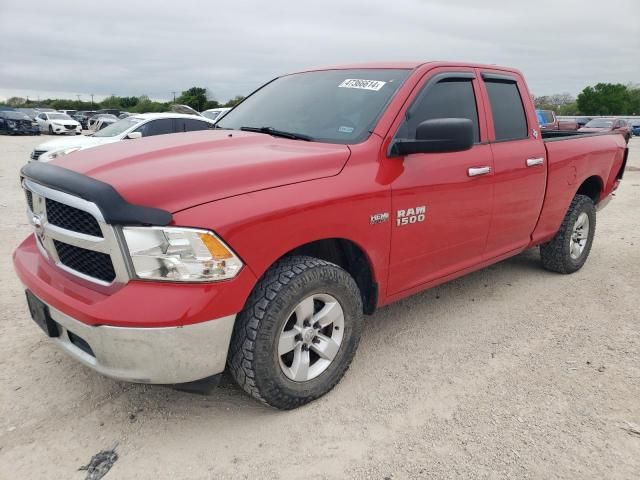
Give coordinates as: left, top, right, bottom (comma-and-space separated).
239, 126, 313, 141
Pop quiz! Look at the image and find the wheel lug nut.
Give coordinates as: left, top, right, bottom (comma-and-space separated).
313, 322, 320, 329
312, 337, 320, 344
295, 334, 302, 341
303, 320, 310, 327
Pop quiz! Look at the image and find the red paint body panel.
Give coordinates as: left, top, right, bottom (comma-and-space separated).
530, 134, 626, 244
13, 235, 257, 327
13, 62, 627, 328
56, 131, 351, 213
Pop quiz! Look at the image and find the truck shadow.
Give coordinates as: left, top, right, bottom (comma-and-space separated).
51, 247, 550, 421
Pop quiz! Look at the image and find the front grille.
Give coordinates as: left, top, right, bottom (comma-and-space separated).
46, 198, 103, 237
64, 124, 76, 130
25, 190, 33, 211
24, 180, 125, 286
54, 240, 116, 282
31, 149, 46, 161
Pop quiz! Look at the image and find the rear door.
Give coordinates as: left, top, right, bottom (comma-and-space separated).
388, 69, 494, 294
479, 72, 547, 259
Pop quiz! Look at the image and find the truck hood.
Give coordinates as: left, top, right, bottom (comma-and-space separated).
55, 130, 351, 213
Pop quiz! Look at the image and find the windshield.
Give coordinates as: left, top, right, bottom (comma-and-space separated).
217, 69, 410, 143
93, 117, 142, 137
585, 119, 613, 128
48, 113, 72, 120
17, 109, 37, 117
2, 112, 31, 120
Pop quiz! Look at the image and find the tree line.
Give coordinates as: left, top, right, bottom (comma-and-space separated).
2, 87, 245, 113
4, 82, 639, 116
533, 83, 640, 116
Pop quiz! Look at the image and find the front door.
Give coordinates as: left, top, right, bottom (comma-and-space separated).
388, 70, 494, 295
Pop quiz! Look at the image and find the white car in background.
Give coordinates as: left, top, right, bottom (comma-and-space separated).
30, 113, 216, 162
201, 107, 231, 122
87, 114, 119, 132
35, 112, 82, 135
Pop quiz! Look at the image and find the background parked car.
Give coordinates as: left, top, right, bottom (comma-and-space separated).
95, 108, 121, 117
31, 113, 216, 162
72, 110, 97, 129
578, 118, 632, 142
15, 108, 39, 120
0, 111, 40, 135
201, 107, 231, 122
536, 109, 578, 130
34, 107, 57, 113
58, 109, 77, 116
627, 119, 640, 136
34, 112, 81, 135
573, 116, 592, 128
87, 113, 119, 131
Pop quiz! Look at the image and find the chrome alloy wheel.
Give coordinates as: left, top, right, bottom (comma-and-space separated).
570, 212, 590, 259
278, 293, 345, 382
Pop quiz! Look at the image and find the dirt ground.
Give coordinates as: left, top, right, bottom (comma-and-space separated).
0, 134, 638, 480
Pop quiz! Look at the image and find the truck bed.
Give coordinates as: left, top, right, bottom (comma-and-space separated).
542, 130, 614, 142
531, 132, 627, 246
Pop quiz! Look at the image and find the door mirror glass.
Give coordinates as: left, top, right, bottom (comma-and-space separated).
126, 131, 142, 139
390, 118, 474, 156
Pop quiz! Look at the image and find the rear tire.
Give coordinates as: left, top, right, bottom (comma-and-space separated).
228, 256, 363, 409
540, 194, 596, 274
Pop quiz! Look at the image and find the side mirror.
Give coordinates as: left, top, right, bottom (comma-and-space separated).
390, 118, 474, 156
126, 132, 142, 139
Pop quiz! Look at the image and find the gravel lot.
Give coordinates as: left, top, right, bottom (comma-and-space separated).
0, 134, 638, 480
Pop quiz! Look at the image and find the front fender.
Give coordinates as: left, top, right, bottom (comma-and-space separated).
172, 163, 391, 300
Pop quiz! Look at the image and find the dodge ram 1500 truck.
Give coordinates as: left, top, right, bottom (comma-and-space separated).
13, 62, 628, 409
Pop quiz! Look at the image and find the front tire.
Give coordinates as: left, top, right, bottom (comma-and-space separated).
228, 256, 363, 409
48, 125, 54, 135
540, 194, 596, 274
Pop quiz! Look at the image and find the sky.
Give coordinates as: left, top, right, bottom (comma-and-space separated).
0, 0, 638, 104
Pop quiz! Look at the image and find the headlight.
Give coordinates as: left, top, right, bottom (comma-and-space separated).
7, 120, 16, 127
122, 227, 243, 282
46, 146, 82, 160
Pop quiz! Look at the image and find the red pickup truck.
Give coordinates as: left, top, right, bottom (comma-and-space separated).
14, 62, 628, 409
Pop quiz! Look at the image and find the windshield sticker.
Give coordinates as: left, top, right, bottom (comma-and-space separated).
338, 79, 387, 91
338, 126, 354, 133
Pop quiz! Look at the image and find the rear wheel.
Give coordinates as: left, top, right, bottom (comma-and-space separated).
540, 194, 596, 273
228, 256, 363, 409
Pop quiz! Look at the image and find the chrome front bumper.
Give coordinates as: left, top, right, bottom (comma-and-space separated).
44, 300, 236, 384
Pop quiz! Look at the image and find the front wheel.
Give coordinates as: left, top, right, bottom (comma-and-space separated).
228, 256, 363, 409
540, 194, 596, 274
48, 125, 54, 135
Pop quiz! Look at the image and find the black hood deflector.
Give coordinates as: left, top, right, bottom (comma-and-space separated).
21, 162, 172, 226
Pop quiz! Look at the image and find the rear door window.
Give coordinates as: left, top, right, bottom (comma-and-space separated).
484, 80, 528, 141
136, 118, 174, 137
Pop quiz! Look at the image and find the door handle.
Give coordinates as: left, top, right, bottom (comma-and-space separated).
468, 166, 491, 177
526, 157, 544, 167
